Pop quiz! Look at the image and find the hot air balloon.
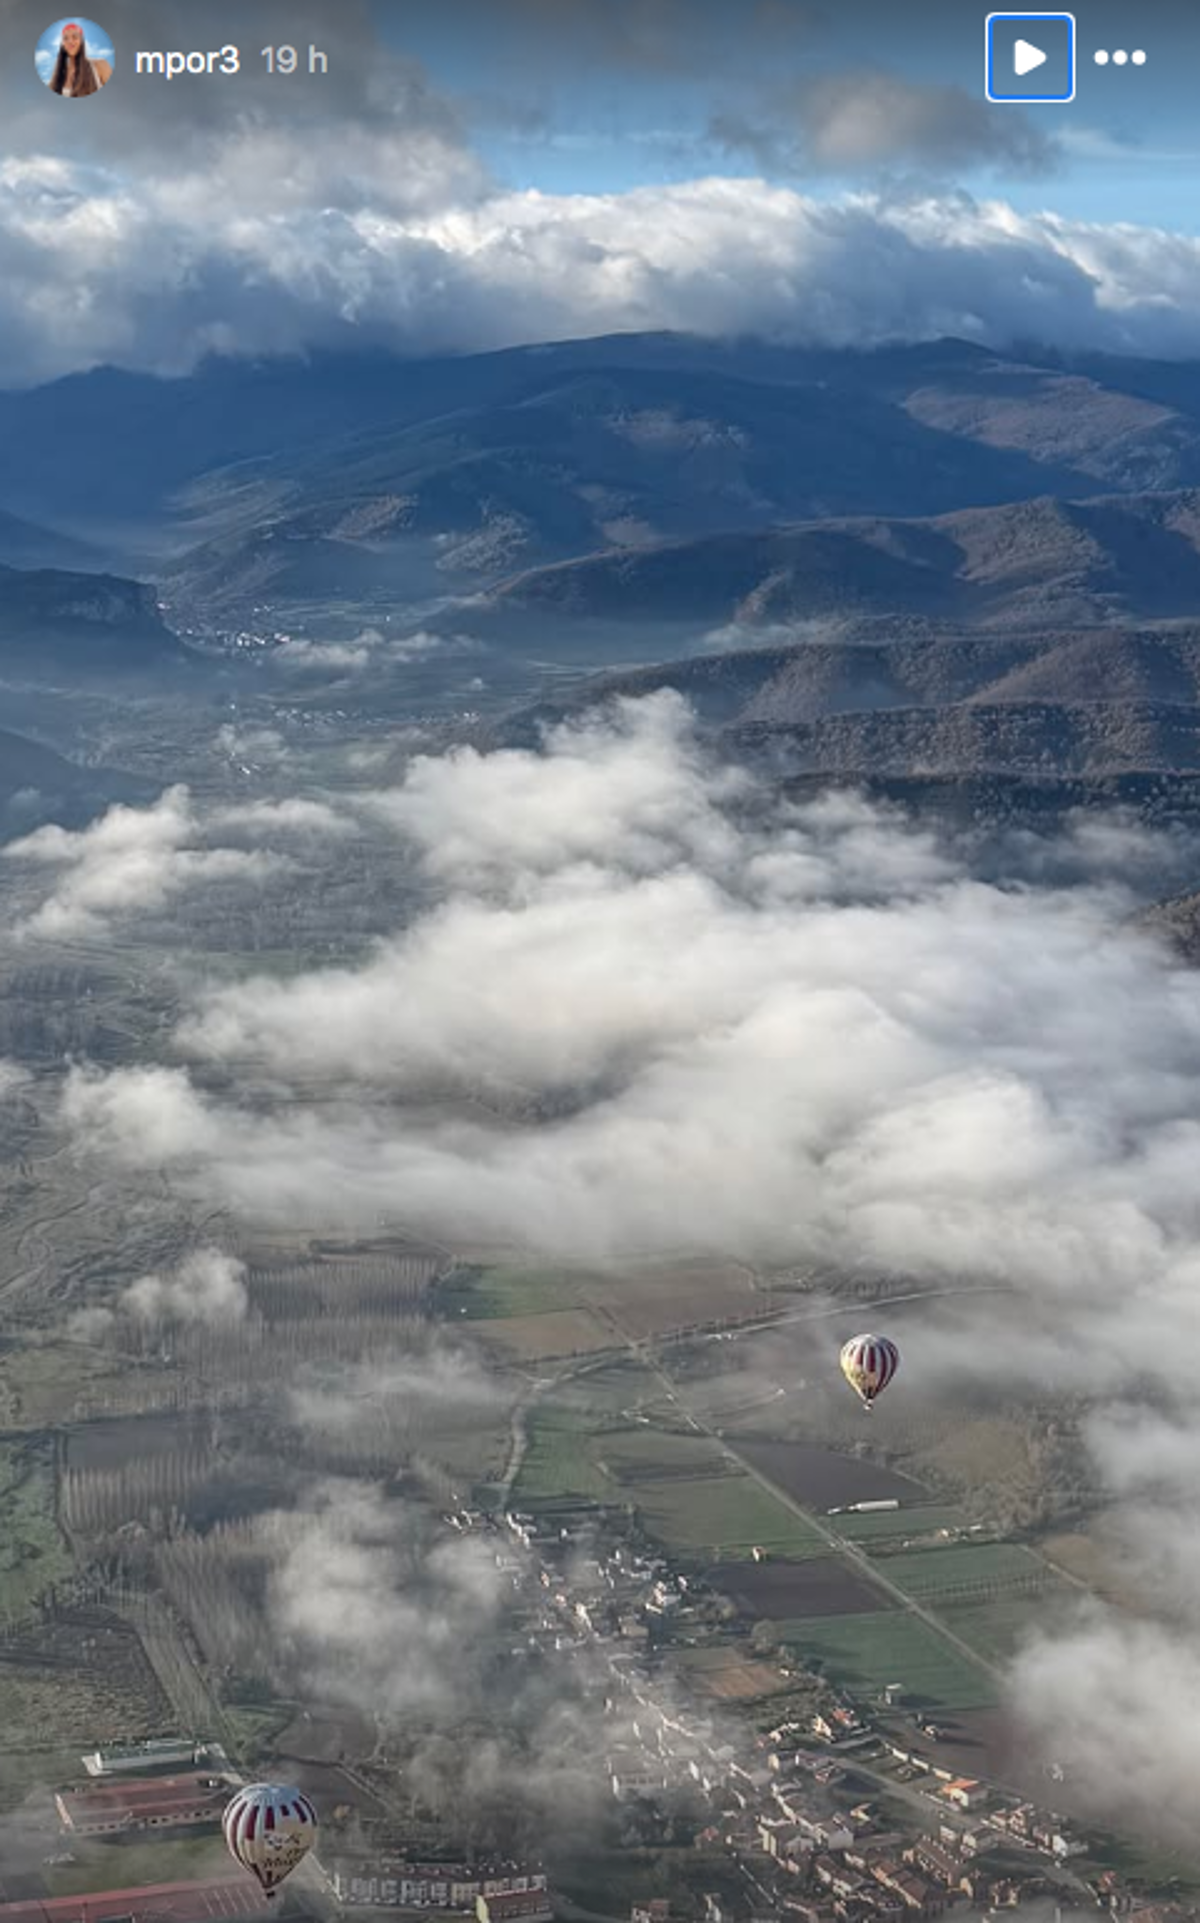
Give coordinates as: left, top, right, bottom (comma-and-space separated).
223, 1783, 317, 1899
839, 1333, 900, 1411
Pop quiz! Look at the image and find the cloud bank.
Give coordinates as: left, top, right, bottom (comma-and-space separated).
57, 694, 1200, 1378
4, 165, 1200, 382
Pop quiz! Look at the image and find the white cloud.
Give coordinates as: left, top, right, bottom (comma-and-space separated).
273, 628, 462, 678
1011, 1614, 1200, 1845
289, 1349, 504, 1439
4, 162, 1200, 382
216, 724, 289, 769
52, 696, 1200, 1397
2, 783, 351, 937
268, 1481, 507, 1720
713, 72, 1058, 176
209, 798, 353, 838
122, 1246, 248, 1326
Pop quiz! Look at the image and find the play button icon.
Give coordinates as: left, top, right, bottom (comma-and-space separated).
986, 13, 1075, 101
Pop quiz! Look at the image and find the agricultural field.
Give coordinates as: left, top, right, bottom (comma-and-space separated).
776, 1610, 999, 1712
735, 1439, 932, 1511
672, 1644, 791, 1703
243, 1242, 443, 1322
834, 1505, 971, 1543
43, 1832, 231, 1898
581, 1259, 764, 1342
438, 1258, 766, 1343
512, 1409, 614, 1505
0, 1436, 71, 1622
596, 1426, 727, 1485
1037, 1522, 1150, 1612
938, 1592, 1077, 1664
632, 1474, 829, 1562
708, 1556, 889, 1619
0, 1745, 87, 1816
0, 1610, 169, 1748
65, 1413, 207, 1474
470, 1308, 613, 1362
511, 1404, 726, 1506
869, 1542, 1057, 1602
437, 1266, 582, 1320
0, 1338, 180, 1430
552, 1359, 669, 1418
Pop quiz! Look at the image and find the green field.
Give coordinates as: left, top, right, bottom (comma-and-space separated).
438, 1265, 584, 1320
0, 1746, 85, 1813
597, 1427, 727, 1483
0, 1436, 72, 1622
45, 1832, 230, 1897
939, 1591, 1075, 1663
834, 1506, 970, 1544
634, 1474, 829, 1561
871, 1542, 1053, 1601
512, 1410, 614, 1504
776, 1610, 999, 1710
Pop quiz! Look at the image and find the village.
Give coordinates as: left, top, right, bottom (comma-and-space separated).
1, 1494, 1190, 1923
452, 1499, 1191, 1923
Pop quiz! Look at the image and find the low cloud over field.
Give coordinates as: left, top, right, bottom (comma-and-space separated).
270, 1481, 507, 1719
122, 1246, 249, 1326
53, 692, 1200, 1834
3, 784, 350, 938
57, 697, 1200, 1348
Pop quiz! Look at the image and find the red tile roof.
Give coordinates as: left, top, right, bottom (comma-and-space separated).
0, 1877, 267, 1923
57, 1777, 230, 1825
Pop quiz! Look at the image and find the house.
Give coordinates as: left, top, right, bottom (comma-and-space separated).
844, 1839, 906, 1872
906, 1841, 960, 1888
79, 1740, 212, 1779
476, 1896, 554, 1923
610, 1752, 666, 1800
761, 1823, 809, 1872
813, 1859, 868, 1900
940, 1780, 983, 1812
986, 1882, 1022, 1910
860, 1892, 907, 1923
813, 1708, 862, 1744
631, 1903, 670, 1923
55, 1774, 232, 1837
792, 1812, 854, 1852
0, 1879, 263, 1923
331, 1863, 547, 1912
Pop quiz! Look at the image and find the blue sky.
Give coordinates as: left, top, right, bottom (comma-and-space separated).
393, 0, 1200, 228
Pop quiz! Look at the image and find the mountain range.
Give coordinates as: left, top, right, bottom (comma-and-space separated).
14, 333, 1200, 811
0, 722, 152, 839
9, 334, 1200, 617
0, 564, 184, 677
485, 488, 1200, 634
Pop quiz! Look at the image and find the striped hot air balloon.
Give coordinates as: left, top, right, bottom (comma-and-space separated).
223, 1783, 317, 1899
839, 1333, 900, 1411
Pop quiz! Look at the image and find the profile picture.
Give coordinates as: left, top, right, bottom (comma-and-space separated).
35, 17, 114, 96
